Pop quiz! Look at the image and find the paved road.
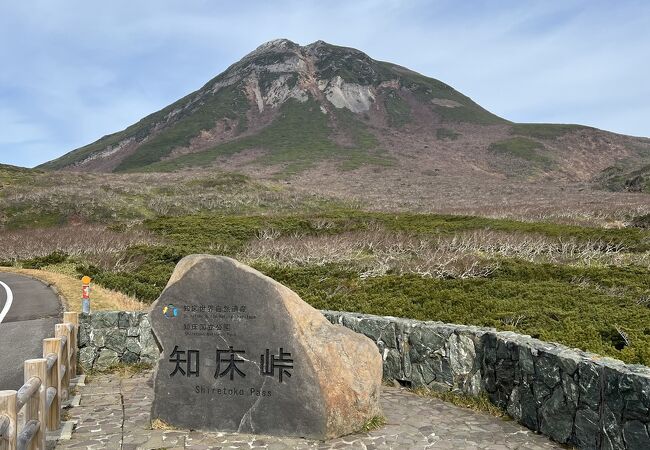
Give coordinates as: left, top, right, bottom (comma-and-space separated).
0, 272, 62, 390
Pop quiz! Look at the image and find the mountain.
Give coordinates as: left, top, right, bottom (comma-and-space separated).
40, 39, 650, 189
0, 163, 30, 172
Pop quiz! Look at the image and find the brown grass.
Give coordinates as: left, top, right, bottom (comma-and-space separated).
412, 387, 506, 418
85, 362, 152, 378
238, 228, 649, 278
286, 160, 650, 228
239, 229, 498, 279
0, 267, 147, 311
0, 224, 158, 265
3, 154, 649, 231
151, 418, 178, 431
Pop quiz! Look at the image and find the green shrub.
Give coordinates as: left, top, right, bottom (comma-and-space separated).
22, 251, 69, 269
146, 212, 650, 253
258, 260, 650, 365
511, 123, 588, 140
384, 92, 411, 128
436, 128, 460, 140
488, 137, 551, 168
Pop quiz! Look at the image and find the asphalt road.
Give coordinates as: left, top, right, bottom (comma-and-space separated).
0, 272, 62, 390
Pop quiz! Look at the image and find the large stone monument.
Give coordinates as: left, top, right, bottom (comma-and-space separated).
150, 255, 382, 439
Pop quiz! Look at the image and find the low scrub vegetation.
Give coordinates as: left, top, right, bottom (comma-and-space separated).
510, 123, 588, 140
488, 137, 552, 169
597, 164, 650, 194
0, 224, 157, 265
2, 211, 647, 365
1, 167, 649, 366
436, 128, 460, 140
0, 168, 345, 228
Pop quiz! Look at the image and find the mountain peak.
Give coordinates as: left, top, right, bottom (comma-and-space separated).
305, 39, 330, 48
253, 38, 299, 53
39, 39, 649, 185
247, 39, 360, 60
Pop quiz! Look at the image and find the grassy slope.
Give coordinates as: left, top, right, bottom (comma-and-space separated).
0, 164, 37, 189
597, 164, 650, 194
0, 166, 67, 228
488, 137, 553, 169
115, 85, 250, 172
383, 90, 412, 128
144, 98, 393, 174
37, 70, 248, 171
510, 123, 591, 139
37, 100, 179, 170
379, 62, 506, 126
0, 163, 32, 172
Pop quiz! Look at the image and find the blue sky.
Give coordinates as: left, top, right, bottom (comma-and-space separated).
1, 0, 649, 167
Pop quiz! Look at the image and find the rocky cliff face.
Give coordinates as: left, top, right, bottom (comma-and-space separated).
41, 39, 650, 186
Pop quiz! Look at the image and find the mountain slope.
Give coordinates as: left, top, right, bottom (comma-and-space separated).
40, 39, 650, 185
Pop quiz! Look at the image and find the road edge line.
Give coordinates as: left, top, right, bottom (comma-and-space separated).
0, 280, 13, 324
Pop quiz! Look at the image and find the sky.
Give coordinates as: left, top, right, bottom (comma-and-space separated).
1, 0, 649, 168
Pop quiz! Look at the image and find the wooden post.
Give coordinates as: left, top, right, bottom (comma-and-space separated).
0, 390, 17, 450
55, 324, 70, 401
23, 359, 47, 450
63, 312, 79, 377
43, 338, 62, 431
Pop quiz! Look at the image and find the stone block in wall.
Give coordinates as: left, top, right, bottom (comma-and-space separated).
539, 385, 574, 443
577, 360, 601, 411
79, 312, 159, 371
90, 311, 119, 329
408, 321, 451, 388
574, 407, 599, 449
620, 370, 650, 421
78, 346, 97, 371
622, 420, 650, 449
104, 329, 127, 353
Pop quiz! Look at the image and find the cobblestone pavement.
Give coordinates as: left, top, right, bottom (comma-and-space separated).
55, 371, 562, 449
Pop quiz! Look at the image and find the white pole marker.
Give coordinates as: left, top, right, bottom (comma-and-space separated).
0, 280, 13, 324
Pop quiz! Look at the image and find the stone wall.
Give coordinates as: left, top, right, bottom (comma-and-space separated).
78, 312, 158, 370
79, 311, 650, 449
322, 311, 650, 449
